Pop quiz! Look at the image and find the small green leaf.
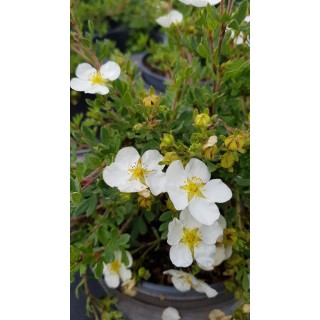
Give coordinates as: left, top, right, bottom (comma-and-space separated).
159, 211, 172, 222
71, 192, 82, 207
118, 233, 130, 246
86, 194, 98, 216
93, 261, 104, 279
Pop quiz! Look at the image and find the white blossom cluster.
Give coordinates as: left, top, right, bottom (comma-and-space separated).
102, 147, 232, 296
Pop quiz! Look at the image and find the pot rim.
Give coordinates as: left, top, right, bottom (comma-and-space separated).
139, 53, 168, 82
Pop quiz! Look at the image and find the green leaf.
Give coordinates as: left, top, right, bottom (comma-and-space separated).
144, 211, 155, 222
93, 261, 104, 279
81, 125, 98, 146
88, 20, 94, 37
73, 198, 90, 216
242, 272, 249, 291
98, 228, 110, 245
118, 233, 130, 246
159, 221, 169, 232
101, 127, 109, 145
137, 217, 147, 235
71, 192, 82, 207
159, 211, 172, 222
86, 194, 98, 216
205, 161, 217, 173
234, 0, 248, 24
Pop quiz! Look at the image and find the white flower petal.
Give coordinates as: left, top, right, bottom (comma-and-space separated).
145, 171, 166, 196
167, 218, 184, 245
103, 163, 131, 188
194, 242, 216, 269
85, 84, 109, 95
203, 179, 232, 203
218, 215, 227, 229
189, 197, 220, 225
213, 246, 226, 267
167, 184, 188, 210
100, 61, 121, 81
115, 147, 140, 170
166, 160, 187, 187
179, 0, 191, 4
185, 158, 210, 183
75, 63, 96, 80
156, 16, 172, 28
169, 10, 183, 24
193, 280, 218, 298
171, 275, 191, 292
162, 307, 181, 320
169, 243, 193, 267
118, 180, 147, 193
197, 262, 214, 271
70, 78, 92, 92
119, 265, 132, 282
245, 15, 250, 23
179, 207, 201, 229
142, 150, 165, 171
224, 246, 232, 260
200, 220, 223, 245
104, 270, 120, 288
163, 269, 183, 277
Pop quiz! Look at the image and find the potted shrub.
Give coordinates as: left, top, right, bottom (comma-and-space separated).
70, 1, 250, 319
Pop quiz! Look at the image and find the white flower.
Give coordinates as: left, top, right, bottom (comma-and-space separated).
156, 10, 183, 28
103, 147, 166, 195
179, 0, 220, 7
70, 61, 120, 95
162, 307, 181, 320
164, 269, 218, 298
166, 158, 232, 225
197, 215, 232, 270
167, 208, 223, 269
103, 250, 133, 288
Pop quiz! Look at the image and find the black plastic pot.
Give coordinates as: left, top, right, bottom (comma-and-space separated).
139, 53, 170, 92
100, 280, 237, 320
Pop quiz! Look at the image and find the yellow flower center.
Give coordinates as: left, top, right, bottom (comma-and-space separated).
185, 275, 193, 285
181, 227, 201, 252
109, 260, 121, 273
90, 71, 105, 85
180, 177, 205, 202
128, 158, 153, 184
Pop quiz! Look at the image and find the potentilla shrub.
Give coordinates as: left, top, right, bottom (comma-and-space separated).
70, 1, 249, 319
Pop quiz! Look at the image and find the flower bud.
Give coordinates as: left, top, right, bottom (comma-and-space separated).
160, 133, 175, 148
121, 279, 137, 297
223, 228, 237, 246
189, 143, 202, 156
194, 113, 211, 127
161, 152, 180, 165
203, 145, 219, 160
143, 94, 160, 108
133, 123, 145, 132
224, 134, 245, 151
138, 267, 151, 280
220, 151, 235, 169
138, 189, 151, 198
202, 136, 219, 160
138, 194, 152, 210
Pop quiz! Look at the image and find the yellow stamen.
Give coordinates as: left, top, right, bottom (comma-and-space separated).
180, 177, 205, 202
128, 158, 153, 184
90, 71, 105, 85
185, 275, 192, 285
181, 227, 201, 253
109, 260, 121, 273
